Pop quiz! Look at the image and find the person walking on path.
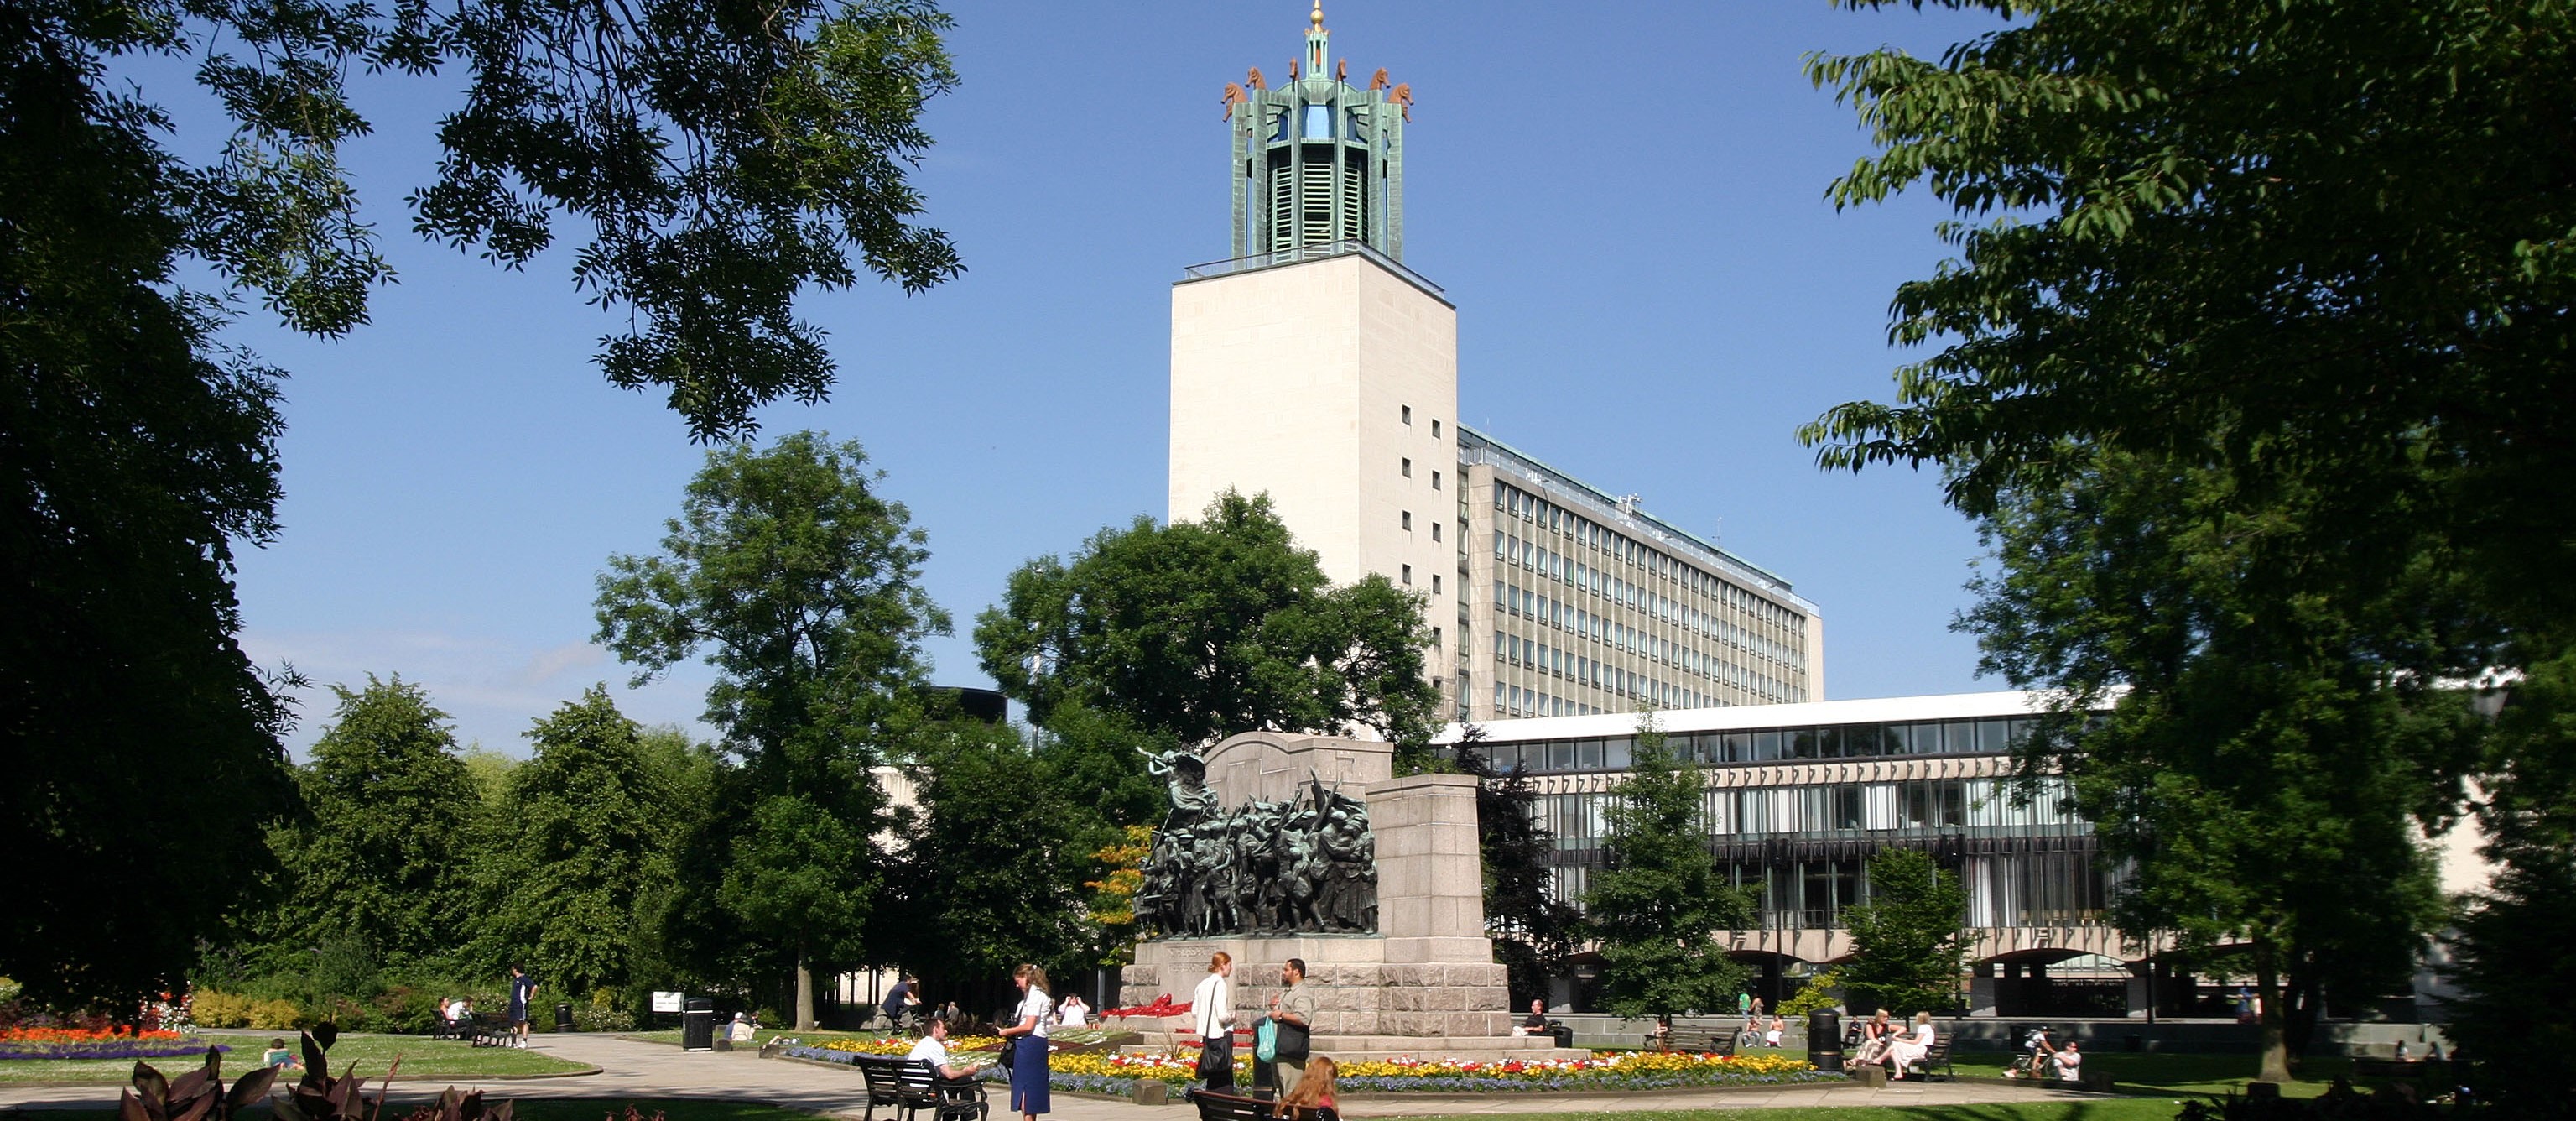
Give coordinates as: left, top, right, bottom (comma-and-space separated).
1737, 992, 1751, 1017
1267, 958, 1320, 1097
507, 965, 537, 1045
997, 964, 1053, 1121
1192, 952, 1237, 1092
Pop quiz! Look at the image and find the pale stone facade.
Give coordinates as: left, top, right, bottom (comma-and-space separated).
1169, 251, 1461, 696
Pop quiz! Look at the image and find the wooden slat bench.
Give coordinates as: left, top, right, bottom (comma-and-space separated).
1898, 1038, 1953, 1082
1650, 1030, 1740, 1056
854, 1055, 987, 1121
466, 1013, 519, 1048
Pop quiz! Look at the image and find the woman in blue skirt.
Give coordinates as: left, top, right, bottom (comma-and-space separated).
997, 963, 1052, 1119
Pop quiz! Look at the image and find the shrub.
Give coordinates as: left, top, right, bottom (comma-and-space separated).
1778, 970, 1843, 1018
192, 991, 252, 1029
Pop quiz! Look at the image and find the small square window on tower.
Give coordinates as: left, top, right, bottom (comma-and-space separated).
1402, 457, 1413, 477
1433, 624, 1444, 648
1432, 470, 1443, 490
1402, 510, 1413, 531
1433, 574, 1443, 594
1402, 564, 1414, 585
1432, 521, 1443, 542
1402, 405, 1413, 425
1433, 420, 1443, 439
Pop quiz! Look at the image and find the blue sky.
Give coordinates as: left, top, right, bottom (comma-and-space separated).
205, 2, 2015, 754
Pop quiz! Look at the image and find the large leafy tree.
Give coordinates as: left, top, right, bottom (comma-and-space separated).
875, 718, 1089, 999
1960, 450, 2468, 1077
596, 431, 948, 1028
473, 686, 681, 1004
261, 677, 480, 970
1803, 0, 2568, 1077
1582, 713, 1752, 1022
976, 489, 1442, 794
5, 0, 959, 1004
1840, 848, 1969, 1019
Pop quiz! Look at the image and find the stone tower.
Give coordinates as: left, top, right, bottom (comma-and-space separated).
1172, 5, 1459, 713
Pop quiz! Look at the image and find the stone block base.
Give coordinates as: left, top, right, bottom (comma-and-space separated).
1119, 936, 1513, 1040
1120, 1032, 1591, 1065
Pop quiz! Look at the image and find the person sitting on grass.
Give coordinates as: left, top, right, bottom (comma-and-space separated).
2052, 1040, 2083, 1082
1272, 1056, 1338, 1121
906, 1016, 976, 1081
261, 1039, 301, 1071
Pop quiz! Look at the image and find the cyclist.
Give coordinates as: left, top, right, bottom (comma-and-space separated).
2014, 1025, 2057, 1079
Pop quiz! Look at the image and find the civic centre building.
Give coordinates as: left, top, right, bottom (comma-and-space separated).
1167, 5, 1825, 726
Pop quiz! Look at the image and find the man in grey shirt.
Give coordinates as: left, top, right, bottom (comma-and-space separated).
1267, 958, 1324, 1096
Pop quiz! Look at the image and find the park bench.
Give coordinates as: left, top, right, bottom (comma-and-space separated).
1649, 1029, 1738, 1056
466, 1013, 519, 1048
1187, 1089, 1330, 1121
1897, 1038, 1953, 1082
854, 1055, 987, 1121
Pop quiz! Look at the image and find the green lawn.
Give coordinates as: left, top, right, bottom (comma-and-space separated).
23, 1100, 823, 1121
1392, 1104, 2185, 1121
0, 1033, 591, 1084
1944, 1051, 2430, 1101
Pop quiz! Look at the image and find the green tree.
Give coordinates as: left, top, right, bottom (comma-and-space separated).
1456, 725, 1579, 1010
1840, 848, 1969, 1019
1801, 0, 2564, 1075
976, 490, 1442, 816
1959, 451, 2464, 1078
5, 0, 960, 1004
1582, 712, 1751, 1022
473, 686, 679, 1004
2443, 649, 2576, 1119
876, 719, 1088, 993
262, 677, 479, 969
596, 431, 947, 1028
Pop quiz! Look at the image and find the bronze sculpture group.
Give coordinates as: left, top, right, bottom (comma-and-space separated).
1135, 748, 1378, 937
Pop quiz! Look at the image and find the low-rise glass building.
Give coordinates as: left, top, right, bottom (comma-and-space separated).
1441, 691, 2183, 1018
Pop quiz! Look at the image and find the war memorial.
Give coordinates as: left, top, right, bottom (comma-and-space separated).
1114, 733, 1588, 1062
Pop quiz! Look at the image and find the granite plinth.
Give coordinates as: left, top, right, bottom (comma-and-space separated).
1121, 936, 1512, 1040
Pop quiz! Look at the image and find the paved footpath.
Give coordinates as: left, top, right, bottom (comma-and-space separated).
0, 1035, 2112, 1119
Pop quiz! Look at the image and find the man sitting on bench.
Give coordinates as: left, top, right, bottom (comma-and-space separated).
908, 1017, 976, 1081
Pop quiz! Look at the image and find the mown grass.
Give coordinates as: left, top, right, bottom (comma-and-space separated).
22, 1099, 825, 1121
0, 1032, 590, 1084
1944, 1050, 2446, 1101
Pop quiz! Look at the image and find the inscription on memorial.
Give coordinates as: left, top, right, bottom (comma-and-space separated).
1135, 747, 1378, 936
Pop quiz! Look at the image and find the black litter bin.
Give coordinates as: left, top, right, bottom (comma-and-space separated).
682, 998, 716, 1051
1548, 1020, 1574, 1050
1807, 1009, 1843, 1072
555, 1003, 575, 1033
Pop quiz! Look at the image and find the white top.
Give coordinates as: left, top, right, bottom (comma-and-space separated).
908, 1035, 953, 1068
1017, 987, 1052, 1039
2053, 1049, 2082, 1077
1914, 1022, 1937, 1044
1192, 972, 1232, 1039
1059, 997, 1088, 1026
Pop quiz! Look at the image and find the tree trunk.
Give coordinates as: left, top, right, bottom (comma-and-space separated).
797, 947, 818, 1030
2253, 936, 2292, 1083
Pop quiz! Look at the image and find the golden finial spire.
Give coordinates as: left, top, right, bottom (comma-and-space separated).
1310, 0, 1324, 29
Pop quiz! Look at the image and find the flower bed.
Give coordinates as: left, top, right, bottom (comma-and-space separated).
0, 1027, 230, 1061
1034, 1048, 1835, 1095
